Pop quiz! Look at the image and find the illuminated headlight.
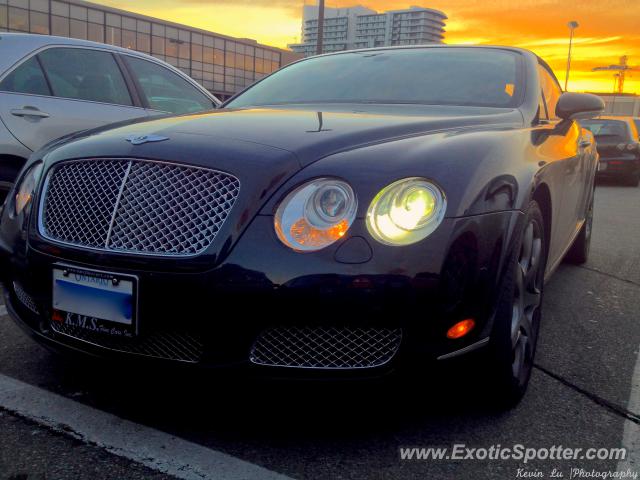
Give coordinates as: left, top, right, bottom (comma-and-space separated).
14, 162, 43, 216
274, 178, 357, 252
366, 177, 446, 246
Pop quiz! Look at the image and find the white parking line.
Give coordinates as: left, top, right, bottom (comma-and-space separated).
0, 373, 294, 480
618, 348, 640, 473
0, 305, 7, 316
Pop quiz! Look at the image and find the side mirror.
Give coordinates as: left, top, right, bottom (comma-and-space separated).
556, 92, 605, 121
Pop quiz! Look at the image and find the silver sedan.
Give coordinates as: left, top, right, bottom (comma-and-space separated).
0, 33, 220, 203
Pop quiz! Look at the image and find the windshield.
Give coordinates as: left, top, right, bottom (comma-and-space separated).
582, 119, 631, 143
226, 48, 522, 109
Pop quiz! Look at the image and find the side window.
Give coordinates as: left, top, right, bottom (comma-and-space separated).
38, 48, 133, 106
0, 57, 51, 96
125, 56, 214, 114
538, 65, 562, 121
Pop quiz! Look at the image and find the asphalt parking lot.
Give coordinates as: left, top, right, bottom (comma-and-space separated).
0, 181, 639, 480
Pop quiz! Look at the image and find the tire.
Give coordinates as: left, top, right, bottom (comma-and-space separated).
483, 201, 547, 408
565, 189, 594, 265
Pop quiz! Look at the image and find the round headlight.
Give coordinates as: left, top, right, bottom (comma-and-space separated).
366, 177, 446, 246
15, 163, 43, 216
275, 178, 357, 252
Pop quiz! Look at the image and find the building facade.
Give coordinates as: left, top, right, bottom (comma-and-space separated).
289, 4, 447, 57
595, 94, 640, 117
0, 0, 302, 99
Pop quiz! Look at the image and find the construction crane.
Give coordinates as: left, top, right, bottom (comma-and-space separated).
592, 56, 638, 94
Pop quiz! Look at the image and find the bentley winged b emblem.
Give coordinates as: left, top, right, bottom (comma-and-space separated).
125, 134, 169, 145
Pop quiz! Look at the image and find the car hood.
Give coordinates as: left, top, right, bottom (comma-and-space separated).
49, 104, 523, 167
202, 105, 524, 165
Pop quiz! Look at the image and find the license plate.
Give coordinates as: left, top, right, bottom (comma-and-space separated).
52, 265, 137, 338
598, 162, 607, 171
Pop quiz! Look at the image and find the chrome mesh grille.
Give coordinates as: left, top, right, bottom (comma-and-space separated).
12, 282, 40, 315
50, 322, 204, 363
40, 159, 240, 256
250, 326, 403, 369
42, 160, 129, 249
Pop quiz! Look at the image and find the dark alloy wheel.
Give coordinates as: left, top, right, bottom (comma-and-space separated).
565, 189, 594, 264
485, 201, 546, 408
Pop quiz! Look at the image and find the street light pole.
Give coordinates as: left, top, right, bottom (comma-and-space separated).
316, 0, 325, 55
564, 20, 579, 91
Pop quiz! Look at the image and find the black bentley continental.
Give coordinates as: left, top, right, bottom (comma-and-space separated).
0, 46, 604, 406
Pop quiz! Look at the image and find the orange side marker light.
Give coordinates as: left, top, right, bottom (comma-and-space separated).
446, 319, 475, 339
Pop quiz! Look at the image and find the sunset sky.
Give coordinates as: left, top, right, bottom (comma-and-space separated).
93, 0, 640, 94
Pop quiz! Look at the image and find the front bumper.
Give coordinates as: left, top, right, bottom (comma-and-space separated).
1, 210, 521, 377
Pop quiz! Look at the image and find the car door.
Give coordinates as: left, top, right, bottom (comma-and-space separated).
0, 46, 149, 153
121, 55, 218, 116
534, 64, 587, 264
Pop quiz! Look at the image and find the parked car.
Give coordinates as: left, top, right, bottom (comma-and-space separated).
0, 46, 604, 407
0, 33, 220, 204
581, 116, 640, 186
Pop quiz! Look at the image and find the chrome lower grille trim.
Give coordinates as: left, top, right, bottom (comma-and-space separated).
50, 321, 205, 363
39, 159, 240, 256
250, 326, 403, 369
12, 282, 40, 315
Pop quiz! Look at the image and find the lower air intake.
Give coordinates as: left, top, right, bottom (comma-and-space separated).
50, 322, 204, 363
250, 326, 402, 369
12, 282, 40, 314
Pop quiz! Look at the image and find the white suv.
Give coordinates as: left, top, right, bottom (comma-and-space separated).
0, 33, 220, 203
